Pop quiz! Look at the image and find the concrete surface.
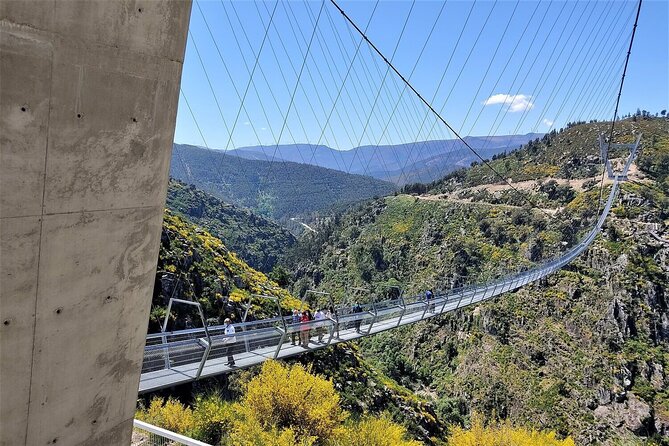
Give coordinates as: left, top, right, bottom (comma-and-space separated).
0, 1, 191, 445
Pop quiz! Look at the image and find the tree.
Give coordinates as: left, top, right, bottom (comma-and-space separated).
661, 109, 666, 117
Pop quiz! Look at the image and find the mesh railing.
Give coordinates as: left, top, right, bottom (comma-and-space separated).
132, 420, 210, 446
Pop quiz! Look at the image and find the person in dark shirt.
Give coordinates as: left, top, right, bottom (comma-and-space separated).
352, 302, 363, 333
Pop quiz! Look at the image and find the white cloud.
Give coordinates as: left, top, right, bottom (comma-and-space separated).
243, 121, 251, 126
260, 127, 267, 131
483, 94, 534, 112
542, 118, 554, 127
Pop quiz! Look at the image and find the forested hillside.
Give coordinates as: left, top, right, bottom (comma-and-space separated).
170, 144, 396, 220
150, 210, 302, 332
282, 117, 669, 445
166, 179, 295, 272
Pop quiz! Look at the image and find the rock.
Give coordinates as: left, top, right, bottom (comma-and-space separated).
650, 363, 665, 390
597, 387, 612, 405
593, 394, 655, 437
654, 409, 669, 437
622, 394, 653, 435
594, 405, 611, 420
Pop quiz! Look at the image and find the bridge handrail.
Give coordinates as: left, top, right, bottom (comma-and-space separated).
133, 419, 212, 446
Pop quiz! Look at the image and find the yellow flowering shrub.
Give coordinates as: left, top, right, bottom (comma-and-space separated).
230, 411, 314, 446
136, 398, 195, 436
447, 415, 575, 446
191, 394, 235, 445
329, 415, 421, 446
241, 361, 347, 441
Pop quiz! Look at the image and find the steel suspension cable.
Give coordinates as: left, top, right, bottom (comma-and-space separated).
596, 0, 643, 217
329, 0, 553, 219
264, 0, 326, 176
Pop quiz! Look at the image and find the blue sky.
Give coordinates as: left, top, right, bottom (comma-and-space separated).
175, 0, 668, 151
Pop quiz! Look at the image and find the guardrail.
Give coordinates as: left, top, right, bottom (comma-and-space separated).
132, 420, 211, 446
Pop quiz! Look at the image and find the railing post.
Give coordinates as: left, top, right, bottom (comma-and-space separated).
273, 328, 287, 359
160, 298, 175, 370
327, 292, 338, 343
439, 290, 449, 314
396, 292, 407, 327
420, 296, 429, 320
195, 302, 211, 379
366, 295, 377, 336
455, 287, 466, 310
490, 281, 499, 299
468, 284, 478, 306
240, 298, 253, 355
325, 317, 337, 345
195, 338, 211, 379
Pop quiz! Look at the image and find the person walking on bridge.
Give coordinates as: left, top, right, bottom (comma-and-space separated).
291, 309, 300, 345
426, 289, 435, 313
222, 318, 236, 367
314, 308, 326, 343
352, 302, 363, 333
300, 310, 313, 347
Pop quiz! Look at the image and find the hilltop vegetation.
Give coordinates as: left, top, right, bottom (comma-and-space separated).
166, 179, 295, 272
171, 144, 396, 220
151, 210, 301, 332
282, 117, 669, 445
434, 118, 667, 189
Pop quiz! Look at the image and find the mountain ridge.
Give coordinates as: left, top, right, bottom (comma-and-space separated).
182, 133, 544, 185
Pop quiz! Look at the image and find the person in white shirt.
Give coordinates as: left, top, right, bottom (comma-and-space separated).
223, 318, 236, 366
314, 309, 326, 343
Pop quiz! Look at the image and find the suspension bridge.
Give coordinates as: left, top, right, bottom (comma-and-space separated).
140, 132, 640, 393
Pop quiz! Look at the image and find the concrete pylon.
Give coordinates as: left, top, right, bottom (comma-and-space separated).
0, 2, 192, 445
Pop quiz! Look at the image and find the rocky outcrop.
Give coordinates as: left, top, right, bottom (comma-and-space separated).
594, 393, 655, 437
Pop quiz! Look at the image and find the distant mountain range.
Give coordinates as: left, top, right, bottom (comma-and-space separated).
228, 134, 543, 184
171, 144, 396, 220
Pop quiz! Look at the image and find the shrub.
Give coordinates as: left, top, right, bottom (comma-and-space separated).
447, 415, 575, 446
328, 415, 422, 446
192, 393, 236, 445
136, 397, 196, 436
230, 408, 314, 446
240, 361, 347, 441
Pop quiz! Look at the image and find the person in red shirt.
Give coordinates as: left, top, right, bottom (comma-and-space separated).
300, 310, 312, 347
